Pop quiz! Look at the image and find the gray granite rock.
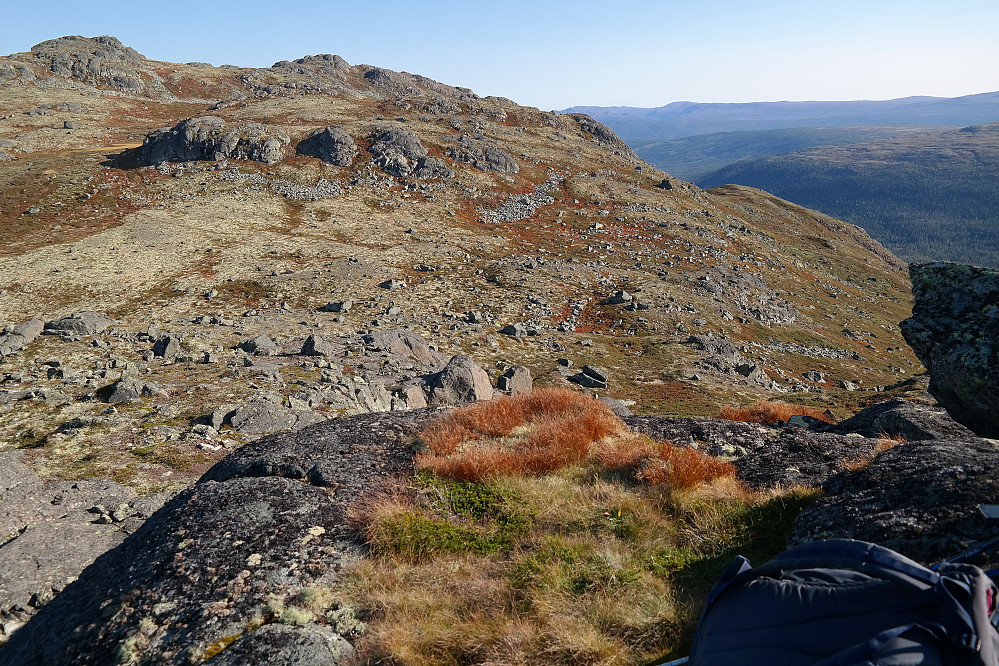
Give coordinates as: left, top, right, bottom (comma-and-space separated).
901, 262, 999, 437
427, 355, 493, 405
136, 116, 290, 166
296, 126, 357, 166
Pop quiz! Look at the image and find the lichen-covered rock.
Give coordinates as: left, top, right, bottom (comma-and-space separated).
29, 35, 146, 92
901, 262, 999, 437
0, 410, 435, 662
362, 329, 442, 367
296, 126, 357, 166
790, 438, 999, 567
0, 319, 43, 357
98, 378, 165, 404
831, 397, 975, 441
445, 135, 520, 174
0, 451, 168, 642
136, 116, 290, 166
367, 126, 427, 177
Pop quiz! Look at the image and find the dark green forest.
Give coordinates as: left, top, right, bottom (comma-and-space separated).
698, 124, 999, 268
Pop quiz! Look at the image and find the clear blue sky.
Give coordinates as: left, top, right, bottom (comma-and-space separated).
3, 0, 997, 110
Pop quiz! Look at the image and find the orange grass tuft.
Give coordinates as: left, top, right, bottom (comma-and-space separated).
417, 388, 625, 481
717, 400, 834, 425
636, 443, 737, 491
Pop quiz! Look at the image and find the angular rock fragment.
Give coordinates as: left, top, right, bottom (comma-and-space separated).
497, 366, 532, 395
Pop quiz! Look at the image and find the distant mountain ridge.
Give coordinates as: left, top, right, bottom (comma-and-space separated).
565, 92, 999, 142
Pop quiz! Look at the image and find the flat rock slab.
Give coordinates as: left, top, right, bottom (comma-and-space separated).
791, 437, 999, 567
0, 452, 168, 640
0, 409, 439, 664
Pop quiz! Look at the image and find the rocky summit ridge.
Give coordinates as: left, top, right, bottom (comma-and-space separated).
0, 35, 966, 662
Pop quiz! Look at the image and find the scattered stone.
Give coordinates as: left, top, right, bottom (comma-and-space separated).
838, 379, 859, 391
603, 290, 632, 305
321, 301, 351, 313
496, 366, 532, 395
500, 322, 528, 338
378, 279, 405, 290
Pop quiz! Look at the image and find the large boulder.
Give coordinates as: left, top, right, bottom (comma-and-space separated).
0, 319, 43, 357
445, 135, 520, 174
362, 329, 442, 367
901, 262, 999, 437
367, 126, 427, 177
426, 355, 493, 406
831, 398, 975, 441
296, 126, 357, 166
43, 312, 115, 337
135, 117, 291, 166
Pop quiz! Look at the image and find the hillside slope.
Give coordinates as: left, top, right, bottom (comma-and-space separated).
630, 125, 943, 182
699, 123, 999, 268
0, 35, 918, 495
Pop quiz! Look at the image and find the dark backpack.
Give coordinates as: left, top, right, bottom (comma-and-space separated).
687, 539, 999, 666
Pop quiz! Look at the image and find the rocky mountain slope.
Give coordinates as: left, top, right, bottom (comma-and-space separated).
0, 36, 942, 658
0, 36, 920, 494
3, 262, 997, 665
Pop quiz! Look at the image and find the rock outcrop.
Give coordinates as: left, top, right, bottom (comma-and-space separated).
901, 262, 999, 437
28, 36, 146, 93
136, 117, 291, 166
296, 126, 357, 166
0, 410, 435, 665
791, 437, 999, 567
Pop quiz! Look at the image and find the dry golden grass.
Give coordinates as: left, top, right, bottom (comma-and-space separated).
840, 432, 907, 472
417, 388, 626, 481
334, 390, 818, 664
636, 444, 737, 491
716, 400, 835, 425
